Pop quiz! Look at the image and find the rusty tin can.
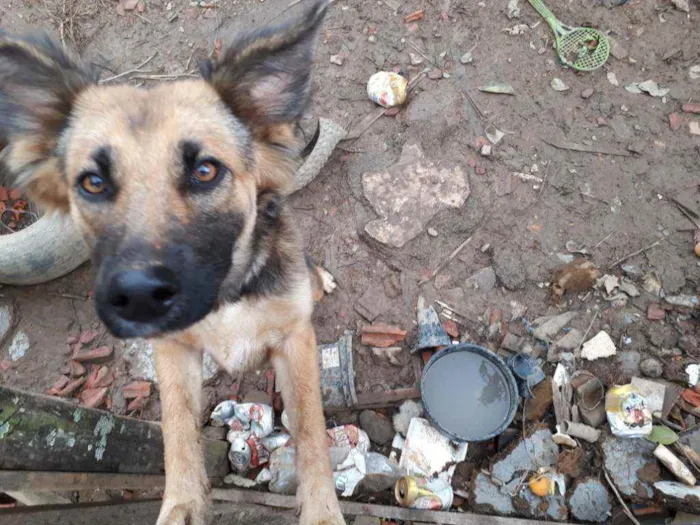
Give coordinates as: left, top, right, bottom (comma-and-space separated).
395, 476, 453, 510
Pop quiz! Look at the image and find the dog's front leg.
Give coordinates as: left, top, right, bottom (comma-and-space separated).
272, 325, 345, 525
153, 339, 209, 525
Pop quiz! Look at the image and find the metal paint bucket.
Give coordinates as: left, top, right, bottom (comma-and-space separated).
420, 343, 519, 442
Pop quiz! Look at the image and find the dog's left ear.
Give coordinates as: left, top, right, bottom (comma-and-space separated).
202, 0, 329, 147
0, 32, 98, 212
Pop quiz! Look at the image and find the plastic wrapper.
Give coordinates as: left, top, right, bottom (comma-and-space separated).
605, 384, 652, 438
367, 72, 408, 108
211, 400, 274, 438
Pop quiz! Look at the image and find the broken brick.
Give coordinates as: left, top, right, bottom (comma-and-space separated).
79, 330, 99, 344
80, 387, 108, 409
70, 360, 87, 377
669, 112, 684, 131
85, 366, 113, 389
73, 345, 113, 363
56, 377, 87, 397
48, 375, 70, 395
442, 319, 459, 338
122, 381, 152, 399
682, 103, 700, 114
647, 303, 666, 321
127, 396, 149, 412
361, 323, 407, 348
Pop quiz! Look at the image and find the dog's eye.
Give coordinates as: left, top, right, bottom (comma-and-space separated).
78, 173, 109, 197
192, 160, 219, 183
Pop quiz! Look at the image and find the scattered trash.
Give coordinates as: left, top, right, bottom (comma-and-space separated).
533, 311, 577, 342
571, 371, 606, 428
605, 384, 652, 437
527, 0, 609, 71
625, 80, 670, 97
367, 72, 408, 108
398, 417, 467, 484
648, 425, 678, 446
415, 296, 451, 352
688, 364, 700, 387
630, 377, 665, 414
560, 421, 601, 443
334, 449, 401, 497
581, 331, 616, 361
502, 24, 529, 35
551, 259, 599, 301
507, 0, 521, 19
528, 467, 565, 497
607, 72, 619, 86
507, 354, 545, 398
550, 78, 570, 91
395, 476, 453, 510
478, 82, 515, 95
393, 400, 423, 436
485, 124, 505, 144
318, 331, 358, 410
654, 445, 696, 486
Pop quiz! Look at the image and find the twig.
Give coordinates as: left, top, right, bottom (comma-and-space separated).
100, 53, 157, 84
670, 198, 700, 229
577, 310, 599, 353
419, 236, 472, 285
608, 237, 664, 269
134, 12, 152, 24
535, 161, 550, 204
48, 292, 88, 301
604, 470, 641, 525
594, 223, 623, 249
129, 73, 199, 80
542, 137, 633, 157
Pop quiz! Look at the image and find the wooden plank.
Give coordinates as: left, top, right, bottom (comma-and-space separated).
0, 500, 297, 525
0, 386, 229, 478
211, 488, 556, 525
0, 471, 165, 492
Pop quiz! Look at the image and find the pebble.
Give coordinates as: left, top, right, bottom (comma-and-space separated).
581, 88, 594, 99
8, 331, 29, 361
460, 51, 473, 64
330, 53, 344, 66
427, 227, 438, 237
640, 358, 664, 378
409, 53, 424, 66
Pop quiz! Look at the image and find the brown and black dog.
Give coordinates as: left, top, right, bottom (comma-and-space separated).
0, 2, 346, 524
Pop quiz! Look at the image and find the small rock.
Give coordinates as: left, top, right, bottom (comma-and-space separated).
480, 144, 492, 156
367, 35, 377, 43
553, 328, 583, 351
8, 331, 29, 361
330, 53, 344, 66
393, 400, 422, 436
617, 351, 641, 378
669, 113, 684, 131
682, 103, 700, 114
640, 358, 663, 378
359, 410, 394, 445
427, 69, 442, 80
427, 227, 438, 237
581, 88, 594, 99
690, 65, 700, 80
533, 312, 577, 342
607, 72, 619, 86
85, 366, 114, 389
409, 52, 424, 66
551, 77, 570, 91
465, 266, 497, 292
581, 331, 616, 361
648, 303, 666, 321
608, 37, 628, 60
0, 302, 14, 346
459, 51, 473, 64
671, 0, 690, 12
690, 121, 700, 136
569, 479, 612, 523
524, 379, 553, 421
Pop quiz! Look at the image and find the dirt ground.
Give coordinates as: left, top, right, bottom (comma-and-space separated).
0, 0, 699, 517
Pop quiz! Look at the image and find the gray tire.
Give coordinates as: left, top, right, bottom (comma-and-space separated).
0, 214, 90, 285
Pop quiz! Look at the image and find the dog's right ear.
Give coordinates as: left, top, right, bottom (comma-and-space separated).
0, 32, 98, 212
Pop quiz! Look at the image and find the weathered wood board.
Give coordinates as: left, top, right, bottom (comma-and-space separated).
0, 386, 229, 478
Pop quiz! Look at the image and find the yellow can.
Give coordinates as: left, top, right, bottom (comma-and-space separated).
395, 476, 453, 511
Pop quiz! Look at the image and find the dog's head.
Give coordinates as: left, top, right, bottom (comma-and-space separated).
0, 1, 328, 338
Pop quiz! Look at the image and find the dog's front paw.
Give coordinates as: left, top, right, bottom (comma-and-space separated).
298, 482, 345, 525
317, 267, 337, 295
156, 498, 208, 525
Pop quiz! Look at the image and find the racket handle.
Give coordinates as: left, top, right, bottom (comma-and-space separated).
527, 0, 561, 30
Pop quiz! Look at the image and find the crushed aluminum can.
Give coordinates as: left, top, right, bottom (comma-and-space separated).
261, 432, 292, 452
327, 425, 370, 454
234, 403, 274, 438
605, 384, 652, 438
395, 476, 453, 510
228, 431, 270, 473
398, 418, 467, 485
367, 71, 408, 108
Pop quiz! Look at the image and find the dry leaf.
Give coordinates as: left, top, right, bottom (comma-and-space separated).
682, 388, 700, 408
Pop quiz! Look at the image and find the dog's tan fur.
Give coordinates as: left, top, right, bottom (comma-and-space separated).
0, 3, 345, 524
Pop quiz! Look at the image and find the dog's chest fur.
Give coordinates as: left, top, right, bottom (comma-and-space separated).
175, 279, 313, 373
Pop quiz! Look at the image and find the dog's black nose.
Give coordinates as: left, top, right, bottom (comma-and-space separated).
107, 266, 179, 322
